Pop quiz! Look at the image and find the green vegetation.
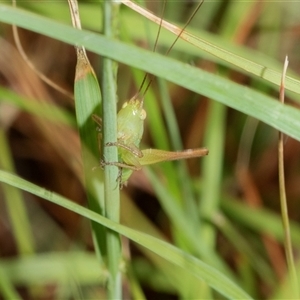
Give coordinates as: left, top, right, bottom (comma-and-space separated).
0, 1, 299, 299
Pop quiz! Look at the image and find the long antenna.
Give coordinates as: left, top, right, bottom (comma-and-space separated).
135, 0, 166, 101
136, 0, 204, 101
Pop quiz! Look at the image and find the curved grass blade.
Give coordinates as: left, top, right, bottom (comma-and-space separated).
0, 170, 253, 300
0, 6, 300, 142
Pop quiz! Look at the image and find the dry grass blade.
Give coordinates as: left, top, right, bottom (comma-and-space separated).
11, 0, 73, 100
278, 56, 299, 298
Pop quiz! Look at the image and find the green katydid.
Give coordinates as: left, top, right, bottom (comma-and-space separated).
93, 0, 208, 187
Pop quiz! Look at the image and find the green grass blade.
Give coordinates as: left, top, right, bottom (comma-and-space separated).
0, 170, 253, 300
1, 252, 106, 285
0, 265, 21, 300
143, 168, 236, 281
73, 48, 106, 259
121, 1, 300, 96
222, 197, 300, 246
0, 5, 299, 141
199, 99, 226, 248
215, 213, 276, 287
0, 130, 35, 255
158, 78, 200, 224
0, 86, 75, 127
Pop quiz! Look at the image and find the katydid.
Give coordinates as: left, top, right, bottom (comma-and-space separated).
93, 0, 208, 187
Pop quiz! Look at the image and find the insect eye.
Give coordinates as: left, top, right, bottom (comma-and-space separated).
140, 109, 146, 120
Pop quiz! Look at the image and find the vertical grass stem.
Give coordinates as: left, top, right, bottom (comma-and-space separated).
102, 0, 122, 298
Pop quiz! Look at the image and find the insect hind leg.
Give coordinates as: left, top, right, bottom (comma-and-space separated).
105, 142, 143, 158
100, 159, 140, 171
